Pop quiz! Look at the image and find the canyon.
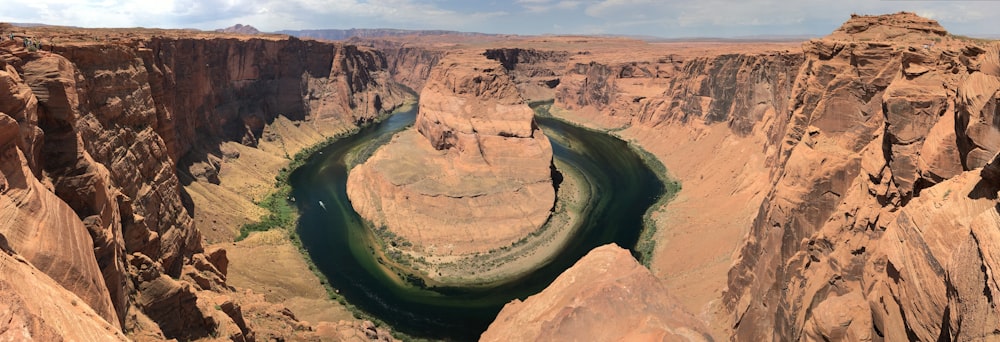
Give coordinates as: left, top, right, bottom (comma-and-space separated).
1, 11, 999, 341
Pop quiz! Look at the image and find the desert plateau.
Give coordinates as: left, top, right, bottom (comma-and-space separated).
2, 3, 1000, 342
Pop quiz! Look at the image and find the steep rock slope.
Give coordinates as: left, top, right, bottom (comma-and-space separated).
482, 41, 800, 338
367, 39, 444, 92
347, 51, 555, 257
481, 244, 711, 341
476, 12, 1000, 341
0, 30, 406, 340
721, 13, 998, 341
0, 247, 127, 341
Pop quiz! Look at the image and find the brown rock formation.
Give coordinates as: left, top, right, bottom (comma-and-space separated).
0, 54, 120, 327
481, 244, 711, 341
534, 12, 1000, 341
718, 13, 992, 341
471, 11, 1000, 341
0, 248, 128, 341
0, 27, 406, 340
370, 39, 444, 92
4, 11, 998, 342
347, 51, 555, 257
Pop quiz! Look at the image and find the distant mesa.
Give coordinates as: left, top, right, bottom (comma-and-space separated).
215, 24, 261, 35
277, 28, 502, 41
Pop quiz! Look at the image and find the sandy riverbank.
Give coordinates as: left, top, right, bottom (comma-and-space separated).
365, 156, 593, 288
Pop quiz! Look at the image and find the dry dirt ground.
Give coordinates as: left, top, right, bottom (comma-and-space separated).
188, 114, 360, 325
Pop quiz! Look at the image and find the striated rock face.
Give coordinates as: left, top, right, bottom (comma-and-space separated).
481, 244, 712, 341
484, 48, 569, 100
370, 40, 444, 92
347, 51, 555, 257
1, 55, 120, 327
480, 11, 1000, 341
0, 249, 128, 341
863, 171, 1000, 341
0, 30, 406, 340
718, 13, 995, 341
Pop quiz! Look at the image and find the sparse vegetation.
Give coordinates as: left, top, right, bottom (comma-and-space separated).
231, 102, 427, 341
631, 141, 681, 267
235, 127, 361, 241
530, 100, 679, 267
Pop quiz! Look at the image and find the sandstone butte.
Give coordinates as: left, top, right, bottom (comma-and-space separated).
347, 50, 556, 258
2, 11, 1000, 342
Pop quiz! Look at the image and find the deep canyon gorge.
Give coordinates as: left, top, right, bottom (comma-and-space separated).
2, 11, 1000, 341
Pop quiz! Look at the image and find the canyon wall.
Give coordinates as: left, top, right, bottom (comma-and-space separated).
0, 33, 406, 340
494, 12, 1000, 341
366, 39, 444, 92
3, 12, 998, 341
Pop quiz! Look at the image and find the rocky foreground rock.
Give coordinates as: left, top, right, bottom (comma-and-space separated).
0, 28, 405, 340
481, 244, 712, 341
347, 51, 555, 256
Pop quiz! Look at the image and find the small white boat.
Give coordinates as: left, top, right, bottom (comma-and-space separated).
318, 200, 327, 211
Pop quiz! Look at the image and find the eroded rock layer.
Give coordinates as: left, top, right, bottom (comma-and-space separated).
464, 11, 1000, 341
347, 51, 555, 256
0, 29, 405, 340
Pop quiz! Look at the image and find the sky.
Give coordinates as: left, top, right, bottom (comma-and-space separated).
2, 0, 999, 38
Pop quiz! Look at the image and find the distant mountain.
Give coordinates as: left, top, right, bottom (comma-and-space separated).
216, 24, 261, 35
275, 28, 499, 41
8, 22, 55, 28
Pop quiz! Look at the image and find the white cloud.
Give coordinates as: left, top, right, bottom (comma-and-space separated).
1, 0, 998, 37
0, 0, 507, 31
584, 0, 653, 18
516, 0, 582, 14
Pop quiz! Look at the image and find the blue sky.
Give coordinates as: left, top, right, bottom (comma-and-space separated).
2, 0, 998, 38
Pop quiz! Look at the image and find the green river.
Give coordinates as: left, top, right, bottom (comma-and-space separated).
290, 104, 665, 340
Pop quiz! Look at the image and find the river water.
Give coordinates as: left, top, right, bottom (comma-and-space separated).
290, 106, 665, 340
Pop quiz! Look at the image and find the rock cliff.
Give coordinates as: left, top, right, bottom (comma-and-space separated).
0, 28, 406, 340
3, 11, 999, 341
481, 244, 712, 341
720, 13, 994, 341
347, 51, 555, 258
506, 12, 1000, 341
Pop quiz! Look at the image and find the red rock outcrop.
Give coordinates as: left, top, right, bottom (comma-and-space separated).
481, 244, 711, 341
4, 12, 997, 341
369, 39, 444, 92
0, 247, 127, 341
718, 13, 994, 341
347, 51, 555, 257
0, 52, 120, 327
538, 12, 1000, 341
1, 28, 407, 340
478, 11, 1000, 341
